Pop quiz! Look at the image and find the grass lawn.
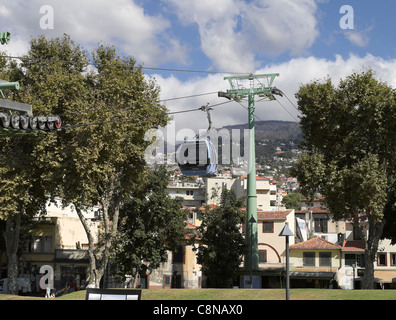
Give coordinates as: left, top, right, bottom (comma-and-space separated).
2, 288, 395, 300
141, 288, 396, 300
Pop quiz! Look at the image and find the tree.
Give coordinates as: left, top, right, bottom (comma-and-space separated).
194, 189, 246, 288
282, 192, 303, 211
112, 166, 186, 288
1, 34, 169, 289
292, 70, 396, 289
55, 41, 169, 288
0, 38, 72, 294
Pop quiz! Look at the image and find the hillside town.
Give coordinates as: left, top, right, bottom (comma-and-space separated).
2, 141, 395, 296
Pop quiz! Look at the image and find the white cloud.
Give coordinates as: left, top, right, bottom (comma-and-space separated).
343, 30, 371, 47
0, 0, 188, 65
153, 54, 396, 134
165, 0, 320, 72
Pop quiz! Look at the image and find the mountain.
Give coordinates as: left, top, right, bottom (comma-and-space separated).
223, 120, 303, 142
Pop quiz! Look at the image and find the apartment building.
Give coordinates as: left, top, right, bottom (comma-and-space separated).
1, 199, 101, 295
250, 209, 295, 288
166, 181, 206, 207
206, 175, 278, 211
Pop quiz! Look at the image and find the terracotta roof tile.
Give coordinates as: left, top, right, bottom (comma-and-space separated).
342, 240, 365, 252
185, 222, 198, 240
290, 237, 341, 250
185, 222, 197, 229
257, 210, 293, 221
296, 207, 330, 214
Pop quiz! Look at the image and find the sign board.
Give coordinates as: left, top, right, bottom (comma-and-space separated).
85, 288, 142, 300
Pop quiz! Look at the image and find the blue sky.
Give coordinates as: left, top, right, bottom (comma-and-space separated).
2, 0, 396, 132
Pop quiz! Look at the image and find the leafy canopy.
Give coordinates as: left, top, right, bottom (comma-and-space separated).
112, 166, 187, 282
194, 189, 246, 288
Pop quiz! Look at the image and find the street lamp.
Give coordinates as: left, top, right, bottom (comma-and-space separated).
352, 263, 356, 290
248, 216, 257, 289
279, 222, 294, 300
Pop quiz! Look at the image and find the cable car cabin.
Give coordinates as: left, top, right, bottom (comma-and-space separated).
177, 139, 217, 176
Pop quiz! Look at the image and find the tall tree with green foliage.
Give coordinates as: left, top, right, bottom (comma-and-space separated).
1, 34, 169, 289
0, 37, 78, 294
194, 189, 246, 288
55, 42, 169, 288
112, 166, 186, 288
291, 70, 396, 289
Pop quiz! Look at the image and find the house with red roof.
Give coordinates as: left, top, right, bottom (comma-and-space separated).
288, 237, 341, 288
294, 197, 396, 289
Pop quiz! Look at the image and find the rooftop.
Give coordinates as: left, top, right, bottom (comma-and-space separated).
290, 237, 341, 250
295, 207, 330, 214
342, 240, 365, 252
257, 209, 293, 221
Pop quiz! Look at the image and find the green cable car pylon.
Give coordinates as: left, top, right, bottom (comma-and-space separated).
218, 73, 281, 278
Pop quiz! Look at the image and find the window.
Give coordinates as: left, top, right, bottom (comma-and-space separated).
356, 254, 365, 268
164, 275, 171, 287
391, 253, 396, 266
173, 246, 185, 264
258, 250, 267, 263
345, 254, 366, 268
319, 252, 331, 267
303, 252, 315, 266
60, 266, 87, 290
262, 222, 273, 233
27, 236, 52, 253
43, 236, 52, 252
377, 253, 387, 266
314, 218, 328, 233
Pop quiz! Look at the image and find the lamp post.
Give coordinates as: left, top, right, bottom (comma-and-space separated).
279, 222, 294, 300
248, 216, 257, 289
352, 263, 356, 290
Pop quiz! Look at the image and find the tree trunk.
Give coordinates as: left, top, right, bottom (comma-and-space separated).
133, 273, 140, 289
361, 214, 385, 289
75, 199, 120, 288
75, 207, 99, 288
4, 213, 21, 295
362, 257, 375, 289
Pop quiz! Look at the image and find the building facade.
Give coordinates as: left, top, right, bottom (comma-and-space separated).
0, 200, 100, 296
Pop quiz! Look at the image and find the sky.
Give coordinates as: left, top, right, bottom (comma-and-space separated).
1, 0, 396, 135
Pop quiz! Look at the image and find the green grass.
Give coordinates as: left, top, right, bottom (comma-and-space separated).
2, 288, 396, 300
140, 288, 396, 300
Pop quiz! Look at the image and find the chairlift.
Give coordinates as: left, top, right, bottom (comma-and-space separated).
176, 105, 218, 176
